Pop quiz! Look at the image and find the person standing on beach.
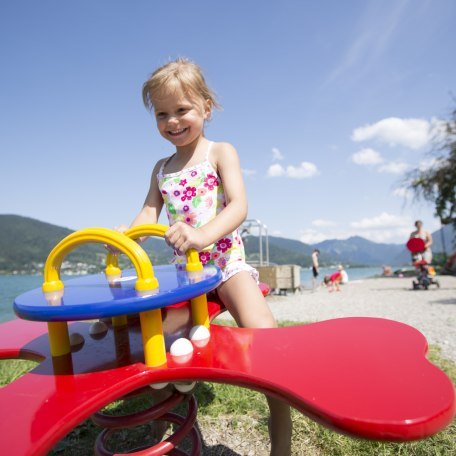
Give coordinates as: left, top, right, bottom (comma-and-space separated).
410, 220, 433, 264
311, 249, 320, 290
115, 58, 291, 455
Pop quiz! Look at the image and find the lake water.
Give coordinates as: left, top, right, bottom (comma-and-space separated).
0, 267, 384, 323
300, 266, 383, 289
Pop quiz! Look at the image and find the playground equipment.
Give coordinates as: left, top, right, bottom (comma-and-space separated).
406, 237, 440, 290
0, 224, 455, 455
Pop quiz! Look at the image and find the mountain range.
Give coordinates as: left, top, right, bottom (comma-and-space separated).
0, 214, 454, 273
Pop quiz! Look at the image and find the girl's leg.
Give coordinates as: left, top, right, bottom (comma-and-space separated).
217, 272, 292, 456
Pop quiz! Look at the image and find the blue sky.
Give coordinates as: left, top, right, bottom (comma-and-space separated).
1, 0, 455, 244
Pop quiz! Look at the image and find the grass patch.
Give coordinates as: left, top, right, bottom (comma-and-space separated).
0, 359, 39, 387
1, 324, 454, 455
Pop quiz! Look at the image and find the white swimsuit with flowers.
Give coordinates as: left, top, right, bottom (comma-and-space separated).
157, 142, 258, 283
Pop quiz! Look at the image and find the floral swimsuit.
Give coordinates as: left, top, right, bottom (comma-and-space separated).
157, 141, 258, 283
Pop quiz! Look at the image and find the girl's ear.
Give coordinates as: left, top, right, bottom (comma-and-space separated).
204, 99, 213, 120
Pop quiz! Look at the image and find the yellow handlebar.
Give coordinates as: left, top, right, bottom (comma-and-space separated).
42, 227, 158, 294
105, 224, 203, 275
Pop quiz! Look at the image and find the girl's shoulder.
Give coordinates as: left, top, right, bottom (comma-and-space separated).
210, 142, 239, 168
209, 142, 238, 175
154, 156, 173, 176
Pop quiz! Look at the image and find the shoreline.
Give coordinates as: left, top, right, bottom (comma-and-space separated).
218, 275, 456, 362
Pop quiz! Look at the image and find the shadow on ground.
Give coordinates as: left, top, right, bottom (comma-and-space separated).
430, 297, 456, 305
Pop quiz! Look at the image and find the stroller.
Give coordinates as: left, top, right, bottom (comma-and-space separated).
412, 259, 440, 290
406, 237, 440, 290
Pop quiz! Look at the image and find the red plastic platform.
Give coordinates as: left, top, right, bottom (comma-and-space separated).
0, 306, 454, 455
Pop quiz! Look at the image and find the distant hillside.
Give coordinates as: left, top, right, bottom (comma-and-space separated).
314, 236, 404, 266
1, 214, 454, 274
0, 214, 170, 274
243, 235, 314, 266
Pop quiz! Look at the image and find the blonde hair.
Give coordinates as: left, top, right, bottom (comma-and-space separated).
142, 58, 221, 114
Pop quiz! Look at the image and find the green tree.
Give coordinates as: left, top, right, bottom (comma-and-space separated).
405, 106, 456, 230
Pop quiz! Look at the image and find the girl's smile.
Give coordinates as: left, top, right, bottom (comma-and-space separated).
167, 127, 189, 137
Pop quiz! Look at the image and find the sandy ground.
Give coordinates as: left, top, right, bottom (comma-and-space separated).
218, 275, 456, 362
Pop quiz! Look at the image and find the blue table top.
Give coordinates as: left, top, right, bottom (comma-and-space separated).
14, 265, 222, 322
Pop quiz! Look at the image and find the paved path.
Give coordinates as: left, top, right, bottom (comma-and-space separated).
218, 275, 456, 362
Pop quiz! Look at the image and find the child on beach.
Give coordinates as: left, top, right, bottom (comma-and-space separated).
324, 271, 342, 292
116, 58, 292, 455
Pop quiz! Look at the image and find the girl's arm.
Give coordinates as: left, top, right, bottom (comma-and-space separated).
165, 143, 247, 253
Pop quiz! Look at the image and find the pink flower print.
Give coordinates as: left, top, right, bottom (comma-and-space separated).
199, 251, 211, 265
191, 170, 198, 177
183, 205, 190, 212
161, 190, 167, 195
203, 197, 213, 208
217, 257, 227, 269
197, 187, 207, 197
173, 190, 180, 197
184, 212, 197, 226
216, 238, 232, 253
212, 252, 220, 261
235, 235, 242, 245
179, 179, 187, 186
181, 186, 196, 201
204, 174, 219, 191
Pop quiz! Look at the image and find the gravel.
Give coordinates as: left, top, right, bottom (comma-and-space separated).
218, 275, 456, 362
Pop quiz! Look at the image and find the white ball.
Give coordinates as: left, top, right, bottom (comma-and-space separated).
149, 382, 169, 390
189, 325, 210, 347
174, 381, 196, 393
89, 321, 108, 339
69, 332, 84, 350
170, 338, 194, 363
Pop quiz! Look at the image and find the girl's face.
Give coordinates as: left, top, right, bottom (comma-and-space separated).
152, 90, 211, 147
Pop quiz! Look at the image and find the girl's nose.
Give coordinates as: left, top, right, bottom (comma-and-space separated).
167, 116, 179, 126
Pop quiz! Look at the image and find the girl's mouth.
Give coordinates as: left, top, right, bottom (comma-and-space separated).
168, 127, 188, 137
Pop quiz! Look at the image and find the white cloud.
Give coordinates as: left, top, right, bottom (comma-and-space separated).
242, 168, 256, 177
378, 161, 410, 174
351, 148, 383, 165
267, 163, 285, 177
350, 227, 412, 243
392, 187, 412, 199
419, 158, 438, 172
299, 212, 433, 244
299, 229, 329, 244
350, 212, 409, 229
349, 212, 412, 243
312, 219, 336, 227
267, 161, 319, 179
351, 117, 432, 150
272, 147, 284, 161
287, 162, 319, 178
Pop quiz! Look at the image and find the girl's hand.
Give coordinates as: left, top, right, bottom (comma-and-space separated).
165, 222, 206, 254
106, 224, 130, 254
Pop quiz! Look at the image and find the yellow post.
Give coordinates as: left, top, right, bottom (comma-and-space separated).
47, 322, 71, 357
139, 309, 167, 367
185, 249, 210, 328
112, 315, 128, 327
190, 294, 210, 328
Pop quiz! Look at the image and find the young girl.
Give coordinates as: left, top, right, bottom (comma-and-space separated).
118, 58, 292, 455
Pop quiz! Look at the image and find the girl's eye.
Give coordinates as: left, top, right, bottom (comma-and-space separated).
156, 112, 166, 119
178, 108, 188, 114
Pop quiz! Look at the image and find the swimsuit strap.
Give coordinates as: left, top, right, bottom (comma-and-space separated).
159, 141, 213, 176
205, 141, 214, 161
158, 154, 175, 176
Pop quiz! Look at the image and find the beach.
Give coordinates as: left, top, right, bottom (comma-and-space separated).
218, 275, 456, 362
